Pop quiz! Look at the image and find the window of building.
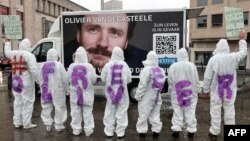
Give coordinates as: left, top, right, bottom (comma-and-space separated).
36, 0, 40, 10
16, 0, 23, 5
195, 52, 212, 66
53, 3, 56, 16
58, 6, 61, 16
212, 14, 223, 27
43, 0, 46, 12
0, 5, 9, 15
48, 1, 51, 15
212, 0, 223, 4
244, 11, 249, 25
0, 6, 9, 36
197, 16, 207, 28
16, 11, 24, 38
197, 0, 208, 6
16, 11, 24, 22
43, 20, 53, 38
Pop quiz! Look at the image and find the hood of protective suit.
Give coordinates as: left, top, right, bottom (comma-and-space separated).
75, 46, 88, 63
142, 51, 158, 66
46, 48, 58, 61
213, 39, 230, 55
110, 47, 124, 61
4, 41, 11, 48
19, 38, 32, 52
177, 48, 189, 62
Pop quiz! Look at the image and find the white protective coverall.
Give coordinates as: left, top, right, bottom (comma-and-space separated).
39, 48, 68, 131
203, 39, 247, 135
135, 51, 166, 134
4, 38, 39, 128
101, 47, 132, 137
168, 48, 201, 133
68, 47, 97, 136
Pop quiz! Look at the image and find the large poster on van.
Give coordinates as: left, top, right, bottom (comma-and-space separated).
62, 10, 185, 77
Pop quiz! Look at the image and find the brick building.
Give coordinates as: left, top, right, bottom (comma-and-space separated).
0, 0, 88, 51
189, 0, 250, 69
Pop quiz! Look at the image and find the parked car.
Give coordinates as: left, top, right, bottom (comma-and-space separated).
0, 53, 11, 70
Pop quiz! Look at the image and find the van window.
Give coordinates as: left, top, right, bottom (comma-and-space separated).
32, 45, 41, 62
32, 45, 40, 57
41, 42, 53, 61
32, 42, 53, 62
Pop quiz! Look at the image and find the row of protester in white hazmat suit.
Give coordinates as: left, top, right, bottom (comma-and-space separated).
4, 32, 247, 139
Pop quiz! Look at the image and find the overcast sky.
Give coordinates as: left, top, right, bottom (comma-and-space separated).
70, 0, 190, 11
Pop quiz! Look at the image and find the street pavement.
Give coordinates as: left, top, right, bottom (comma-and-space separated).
1, 68, 250, 141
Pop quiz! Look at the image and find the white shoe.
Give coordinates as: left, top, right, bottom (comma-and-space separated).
55, 126, 65, 132
14, 125, 22, 128
85, 131, 93, 137
24, 124, 37, 129
46, 125, 52, 131
73, 129, 81, 136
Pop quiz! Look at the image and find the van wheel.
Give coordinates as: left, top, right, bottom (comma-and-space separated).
128, 85, 138, 103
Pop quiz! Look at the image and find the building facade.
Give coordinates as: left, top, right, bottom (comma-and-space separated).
0, 0, 88, 51
189, 0, 250, 69
104, 0, 122, 10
